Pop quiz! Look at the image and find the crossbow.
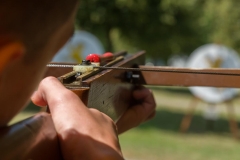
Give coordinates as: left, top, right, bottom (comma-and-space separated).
44, 50, 240, 121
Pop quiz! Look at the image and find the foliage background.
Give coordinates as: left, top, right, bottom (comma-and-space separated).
76, 0, 240, 63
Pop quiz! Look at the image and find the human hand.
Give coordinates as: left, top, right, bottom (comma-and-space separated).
116, 86, 156, 134
31, 77, 123, 160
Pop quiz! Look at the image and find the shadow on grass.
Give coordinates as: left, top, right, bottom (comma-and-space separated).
138, 109, 238, 134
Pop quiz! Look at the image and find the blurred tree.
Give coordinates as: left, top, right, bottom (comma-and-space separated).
199, 0, 240, 52
76, 0, 240, 63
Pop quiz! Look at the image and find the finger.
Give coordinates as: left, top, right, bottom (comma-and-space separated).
130, 104, 156, 122
38, 77, 73, 105
146, 110, 156, 121
36, 77, 90, 130
116, 104, 147, 134
133, 88, 156, 105
31, 91, 47, 107
89, 108, 118, 134
134, 89, 156, 113
132, 87, 151, 100
38, 77, 85, 111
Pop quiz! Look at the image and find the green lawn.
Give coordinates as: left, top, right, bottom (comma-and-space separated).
11, 87, 240, 160
119, 87, 240, 160
120, 128, 240, 160
120, 108, 240, 160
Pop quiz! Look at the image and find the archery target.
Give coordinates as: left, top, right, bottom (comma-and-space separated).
52, 30, 104, 63
187, 44, 240, 103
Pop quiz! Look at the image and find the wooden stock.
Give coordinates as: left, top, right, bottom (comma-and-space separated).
68, 51, 145, 121
139, 66, 240, 88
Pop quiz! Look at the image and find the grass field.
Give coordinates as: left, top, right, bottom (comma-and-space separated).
119, 87, 240, 160
119, 108, 240, 160
11, 87, 240, 160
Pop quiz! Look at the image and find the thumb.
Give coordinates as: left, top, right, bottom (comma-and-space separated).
31, 76, 65, 107
31, 91, 48, 107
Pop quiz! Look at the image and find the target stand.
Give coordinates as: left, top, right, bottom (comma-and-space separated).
179, 97, 239, 139
179, 44, 240, 139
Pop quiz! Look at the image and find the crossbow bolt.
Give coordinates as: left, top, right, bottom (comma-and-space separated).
73, 59, 98, 73
73, 52, 114, 73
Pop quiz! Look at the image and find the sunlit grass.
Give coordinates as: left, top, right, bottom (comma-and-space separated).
119, 87, 240, 160
119, 107, 240, 160
120, 127, 240, 160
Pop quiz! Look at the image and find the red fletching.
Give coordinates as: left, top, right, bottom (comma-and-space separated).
103, 52, 113, 58
86, 54, 100, 62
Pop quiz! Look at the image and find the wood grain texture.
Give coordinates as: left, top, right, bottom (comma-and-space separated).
71, 51, 145, 121
139, 66, 240, 88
